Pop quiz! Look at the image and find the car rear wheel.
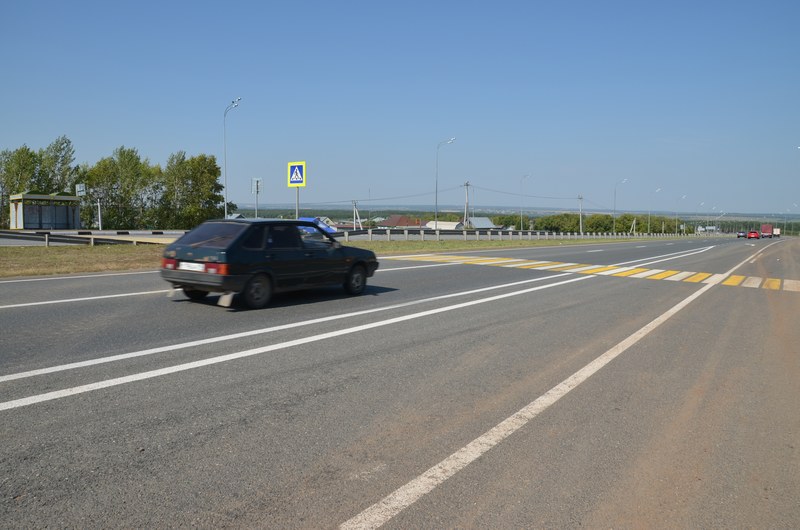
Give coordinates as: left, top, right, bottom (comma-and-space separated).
242, 273, 272, 309
182, 287, 208, 301
344, 265, 367, 295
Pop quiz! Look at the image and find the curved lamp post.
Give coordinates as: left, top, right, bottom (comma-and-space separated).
223, 97, 241, 218
435, 137, 456, 230
612, 178, 628, 234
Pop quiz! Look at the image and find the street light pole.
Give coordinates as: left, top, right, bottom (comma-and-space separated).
434, 137, 455, 230
519, 174, 530, 230
223, 97, 241, 219
612, 178, 628, 234
675, 194, 686, 235
647, 187, 661, 234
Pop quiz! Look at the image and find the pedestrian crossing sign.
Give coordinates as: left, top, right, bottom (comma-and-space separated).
287, 161, 306, 188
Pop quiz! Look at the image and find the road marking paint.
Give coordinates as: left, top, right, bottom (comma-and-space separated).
596, 267, 633, 276
559, 264, 600, 272
665, 271, 695, 281
742, 277, 763, 288
0, 290, 171, 310
517, 261, 556, 269
784, 280, 800, 292
533, 262, 577, 270
630, 269, 664, 278
0, 274, 576, 383
684, 272, 712, 283
378, 263, 460, 271
586, 249, 604, 253
0, 270, 160, 284
0, 276, 593, 410
577, 265, 620, 274
646, 270, 681, 280
485, 259, 528, 266
522, 262, 568, 270
340, 241, 771, 530
615, 246, 714, 268
340, 277, 719, 530
548, 263, 592, 272
722, 275, 746, 286
702, 273, 728, 285
611, 268, 650, 277
762, 278, 781, 290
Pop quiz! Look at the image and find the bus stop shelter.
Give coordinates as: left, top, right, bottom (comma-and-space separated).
9, 192, 81, 230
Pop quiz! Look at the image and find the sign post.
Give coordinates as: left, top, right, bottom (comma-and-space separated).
287, 161, 306, 219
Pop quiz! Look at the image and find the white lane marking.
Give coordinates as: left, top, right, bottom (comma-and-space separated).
742, 277, 763, 288
339, 244, 767, 530
702, 273, 728, 285
378, 263, 459, 271
0, 290, 171, 310
0, 270, 160, 284
0, 262, 450, 310
341, 280, 719, 530
783, 280, 800, 292
0, 274, 574, 383
0, 276, 592, 411
586, 250, 604, 253
630, 269, 664, 278
665, 271, 695, 282
612, 246, 714, 268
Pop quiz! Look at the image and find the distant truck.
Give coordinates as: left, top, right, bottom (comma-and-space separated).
774, 227, 781, 237
760, 224, 774, 238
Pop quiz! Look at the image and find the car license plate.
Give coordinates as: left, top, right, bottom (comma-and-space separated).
178, 262, 205, 272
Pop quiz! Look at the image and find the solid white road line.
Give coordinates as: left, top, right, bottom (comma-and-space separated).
0, 274, 575, 383
0, 270, 159, 284
0, 276, 592, 411
0, 290, 171, 310
339, 243, 768, 530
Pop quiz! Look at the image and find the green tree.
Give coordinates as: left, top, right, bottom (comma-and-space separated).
37, 135, 77, 193
157, 151, 223, 228
0, 145, 39, 228
83, 147, 157, 229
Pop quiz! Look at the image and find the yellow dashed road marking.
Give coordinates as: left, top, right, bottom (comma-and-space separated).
577, 266, 621, 275
647, 270, 681, 280
612, 268, 650, 277
722, 275, 746, 286
684, 272, 712, 283
385, 255, 797, 292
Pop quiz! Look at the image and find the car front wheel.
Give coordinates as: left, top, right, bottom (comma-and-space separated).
344, 265, 367, 295
242, 274, 272, 309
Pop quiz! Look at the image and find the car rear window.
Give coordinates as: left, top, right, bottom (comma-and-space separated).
177, 222, 248, 249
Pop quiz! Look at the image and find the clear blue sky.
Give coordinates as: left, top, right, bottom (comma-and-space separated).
2, 0, 799, 217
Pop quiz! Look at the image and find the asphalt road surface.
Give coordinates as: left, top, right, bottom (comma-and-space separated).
1, 237, 798, 528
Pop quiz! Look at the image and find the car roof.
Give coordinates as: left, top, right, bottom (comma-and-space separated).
205, 218, 318, 226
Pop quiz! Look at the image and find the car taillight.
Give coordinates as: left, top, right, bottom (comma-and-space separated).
205, 263, 229, 275
162, 258, 177, 270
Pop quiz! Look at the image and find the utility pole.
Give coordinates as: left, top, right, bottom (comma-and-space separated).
578, 195, 583, 235
463, 181, 470, 228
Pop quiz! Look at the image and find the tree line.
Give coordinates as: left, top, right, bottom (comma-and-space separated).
0, 136, 230, 230
492, 212, 684, 234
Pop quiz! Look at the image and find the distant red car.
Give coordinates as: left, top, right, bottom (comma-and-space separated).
747, 230, 760, 239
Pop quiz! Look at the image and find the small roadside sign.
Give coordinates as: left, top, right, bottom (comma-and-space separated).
75, 183, 86, 196
287, 161, 306, 188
